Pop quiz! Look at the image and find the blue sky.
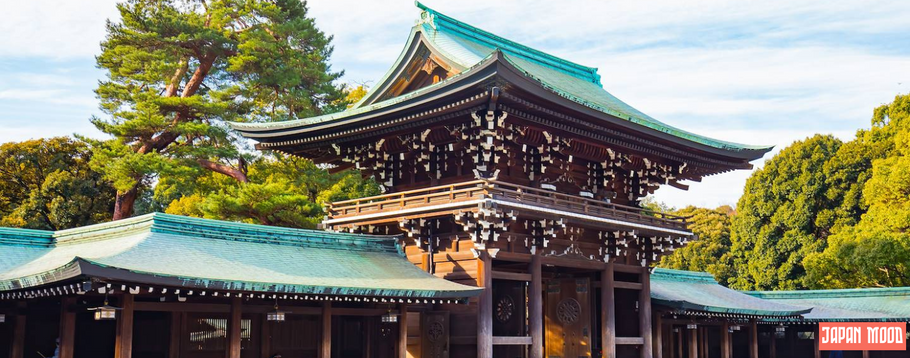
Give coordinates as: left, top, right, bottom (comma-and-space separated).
1, 0, 908, 208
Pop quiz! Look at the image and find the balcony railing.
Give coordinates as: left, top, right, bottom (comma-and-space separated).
327, 180, 689, 231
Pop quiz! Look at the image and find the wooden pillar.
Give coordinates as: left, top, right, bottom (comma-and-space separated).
814, 324, 821, 358
260, 313, 271, 358
10, 302, 26, 358
227, 297, 242, 358
321, 301, 332, 358
749, 320, 758, 358
720, 322, 731, 358
399, 304, 408, 358
58, 297, 76, 358
115, 293, 135, 358
529, 253, 543, 358
769, 328, 776, 358
653, 314, 663, 358
641, 267, 653, 358
676, 329, 683, 358
602, 263, 616, 358
169, 312, 182, 358
688, 327, 698, 358
477, 251, 493, 358
862, 350, 870, 358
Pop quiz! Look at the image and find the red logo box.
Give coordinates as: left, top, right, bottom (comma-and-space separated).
819, 322, 907, 351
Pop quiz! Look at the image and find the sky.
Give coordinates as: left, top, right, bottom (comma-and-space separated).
1, 0, 908, 209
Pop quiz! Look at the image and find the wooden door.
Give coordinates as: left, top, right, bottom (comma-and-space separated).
420, 311, 449, 358
546, 278, 592, 358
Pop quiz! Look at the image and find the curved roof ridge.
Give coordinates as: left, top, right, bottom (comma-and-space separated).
415, 1, 601, 85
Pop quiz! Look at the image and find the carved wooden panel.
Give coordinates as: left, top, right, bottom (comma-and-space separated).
421, 311, 450, 358
546, 278, 592, 358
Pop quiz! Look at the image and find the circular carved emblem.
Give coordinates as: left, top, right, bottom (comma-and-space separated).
556, 298, 581, 325
495, 295, 515, 323
427, 321, 445, 342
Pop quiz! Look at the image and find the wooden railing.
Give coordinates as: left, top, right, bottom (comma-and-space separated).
327, 180, 688, 231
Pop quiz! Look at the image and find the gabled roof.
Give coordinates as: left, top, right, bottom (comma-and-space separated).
230, 2, 772, 156
0, 213, 481, 299
650, 268, 810, 317
747, 288, 910, 322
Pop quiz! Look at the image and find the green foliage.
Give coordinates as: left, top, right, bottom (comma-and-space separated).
728, 134, 846, 290
91, 0, 346, 218
164, 153, 379, 228
804, 94, 910, 288
0, 138, 115, 230
659, 206, 736, 284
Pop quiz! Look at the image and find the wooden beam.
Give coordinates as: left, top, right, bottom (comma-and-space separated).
541, 255, 605, 270
227, 297, 242, 358
491, 270, 532, 281
58, 296, 76, 358
494, 251, 532, 263
398, 304, 408, 358
640, 267, 653, 358
750, 320, 758, 358
115, 293, 135, 358
688, 327, 697, 358
614, 264, 644, 274
602, 263, 616, 358
10, 302, 26, 358
492, 336, 533, 345
614, 281, 643, 290
529, 254, 543, 358
616, 337, 645, 345
321, 302, 332, 358
477, 251, 493, 358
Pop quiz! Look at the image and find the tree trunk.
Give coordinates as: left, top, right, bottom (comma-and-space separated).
112, 186, 140, 221
198, 159, 249, 183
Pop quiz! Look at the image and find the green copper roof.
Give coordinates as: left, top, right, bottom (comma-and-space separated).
0, 213, 481, 299
230, 3, 771, 154
650, 268, 810, 317
747, 288, 910, 322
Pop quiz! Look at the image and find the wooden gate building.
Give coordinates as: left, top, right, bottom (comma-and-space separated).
229, 3, 773, 358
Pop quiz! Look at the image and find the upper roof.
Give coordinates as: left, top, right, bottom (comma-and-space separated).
230, 2, 772, 156
0, 213, 481, 299
747, 287, 910, 322
650, 268, 810, 317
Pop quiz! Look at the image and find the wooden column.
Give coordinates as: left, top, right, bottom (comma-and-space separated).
653, 314, 662, 358
862, 350, 870, 358
687, 327, 697, 358
11, 302, 26, 358
227, 297, 242, 358
529, 253, 543, 358
749, 320, 758, 358
477, 251, 493, 358
720, 322, 731, 358
260, 313, 271, 358
676, 329, 683, 358
399, 304, 408, 358
115, 293, 135, 358
58, 296, 77, 358
169, 312, 182, 358
602, 263, 616, 358
814, 324, 821, 358
321, 302, 332, 358
640, 267, 653, 358
769, 329, 776, 358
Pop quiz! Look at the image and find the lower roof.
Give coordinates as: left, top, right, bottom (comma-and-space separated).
650, 268, 811, 317
747, 288, 910, 322
0, 213, 481, 300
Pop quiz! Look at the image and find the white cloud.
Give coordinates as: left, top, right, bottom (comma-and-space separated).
0, 0, 120, 59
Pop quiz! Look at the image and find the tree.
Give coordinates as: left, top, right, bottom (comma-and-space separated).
90, 0, 346, 220
659, 206, 736, 284
805, 94, 910, 288
727, 134, 846, 290
0, 138, 115, 230
163, 153, 379, 228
